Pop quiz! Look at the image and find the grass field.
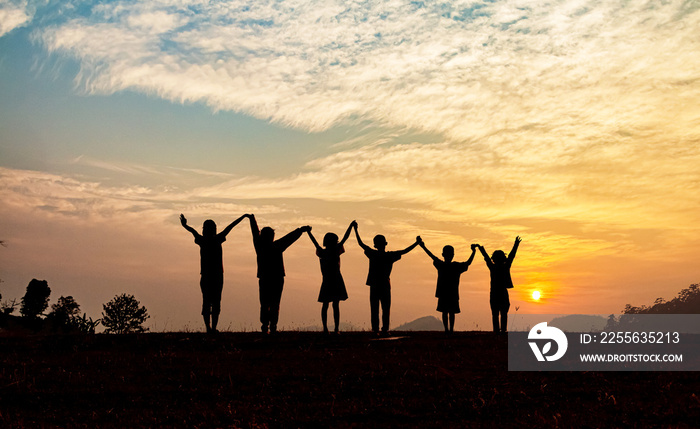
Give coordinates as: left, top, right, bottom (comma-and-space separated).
1, 331, 699, 427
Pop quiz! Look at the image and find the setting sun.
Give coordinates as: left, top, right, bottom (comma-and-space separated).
1, 0, 699, 336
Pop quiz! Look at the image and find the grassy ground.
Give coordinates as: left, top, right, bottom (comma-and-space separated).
1, 331, 699, 428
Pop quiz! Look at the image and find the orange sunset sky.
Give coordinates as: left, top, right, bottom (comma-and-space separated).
1, 0, 699, 331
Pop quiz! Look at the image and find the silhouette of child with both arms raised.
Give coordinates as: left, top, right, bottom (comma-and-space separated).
418, 237, 477, 333
354, 222, 420, 336
180, 213, 247, 333
247, 214, 310, 334
478, 236, 521, 333
306, 222, 354, 334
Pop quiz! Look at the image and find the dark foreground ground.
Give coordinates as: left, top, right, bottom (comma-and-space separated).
1, 331, 699, 428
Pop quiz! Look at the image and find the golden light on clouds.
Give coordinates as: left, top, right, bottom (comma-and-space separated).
1, 0, 699, 330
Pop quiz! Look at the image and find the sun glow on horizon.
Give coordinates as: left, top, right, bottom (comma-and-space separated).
1, 0, 699, 332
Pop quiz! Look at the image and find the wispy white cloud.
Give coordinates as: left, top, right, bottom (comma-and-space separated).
0, 165, 284, 223
194, 133, 700, 232
27, 0, 700, 242
0, 166, 160, 220
8, 110, 699, 261
71, 155, 240, 180
32, 0, 700, 144
0, 0, 32, 37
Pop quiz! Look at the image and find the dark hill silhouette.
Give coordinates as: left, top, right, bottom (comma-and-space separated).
607, 283, 700, 333
394, 316, 444, 331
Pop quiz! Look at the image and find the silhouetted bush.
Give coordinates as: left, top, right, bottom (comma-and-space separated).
1, 292, 18, 315
0, 292, 9, 327
46, 296, 84, 333
72, 313, 101, 334
20, 279, 51, 319
101, 294, 150, 334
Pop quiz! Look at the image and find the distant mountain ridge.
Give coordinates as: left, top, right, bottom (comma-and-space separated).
394, 316, 443, 331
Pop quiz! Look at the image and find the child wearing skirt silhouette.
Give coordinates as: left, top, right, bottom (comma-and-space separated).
418, 237, 477, 333
478, 236, 521, 333
306, 221, 355, 334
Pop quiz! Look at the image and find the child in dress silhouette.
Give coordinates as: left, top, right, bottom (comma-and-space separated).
478, 236, 521, 333
418, 237, 477, 333
306, 221, 355, 334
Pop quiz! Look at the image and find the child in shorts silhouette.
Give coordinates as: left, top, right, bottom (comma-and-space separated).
418, 237, 477, 333
354, 223, 420, 335
247, 214, 310, 334
180, 213, 247, 333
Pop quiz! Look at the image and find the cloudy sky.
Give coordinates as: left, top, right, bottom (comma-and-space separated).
1, 0, 699, 331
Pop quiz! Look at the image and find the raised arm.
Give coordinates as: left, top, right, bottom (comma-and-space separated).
339, 220, 355, 246
418, 237, 440, 263
507, 236, 522, 265
277, 225, 311, 251
397, 237, 421, 256
248, 214, 260, 239
306, 228, 322, 252
478, 245, 494, 268
464, 244, 478, 266
352, 222, 371, 252
220, 214, 248, 237
180, 214, 200, 238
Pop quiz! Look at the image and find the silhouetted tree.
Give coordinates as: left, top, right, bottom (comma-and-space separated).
51, 295, 81, 318
622, 284, 700, 314
0, 242, 8, 316
101, 294, 149, 334
47, 296, 82, 332
604, 313, 617, 330
20, 279, 51, 319
0, 240, 5, 285
0, 292, 11, 327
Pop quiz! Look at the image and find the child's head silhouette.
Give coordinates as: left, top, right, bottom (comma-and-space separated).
492, 250, 507, 264
260, 227, 275, 243
373, 235, 387, 251
202, 219, 217, 237
442, 245, 454, 262
323, 232, 339, 248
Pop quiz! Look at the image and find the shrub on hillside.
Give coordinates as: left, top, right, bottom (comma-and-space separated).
101, 294, 149, 334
